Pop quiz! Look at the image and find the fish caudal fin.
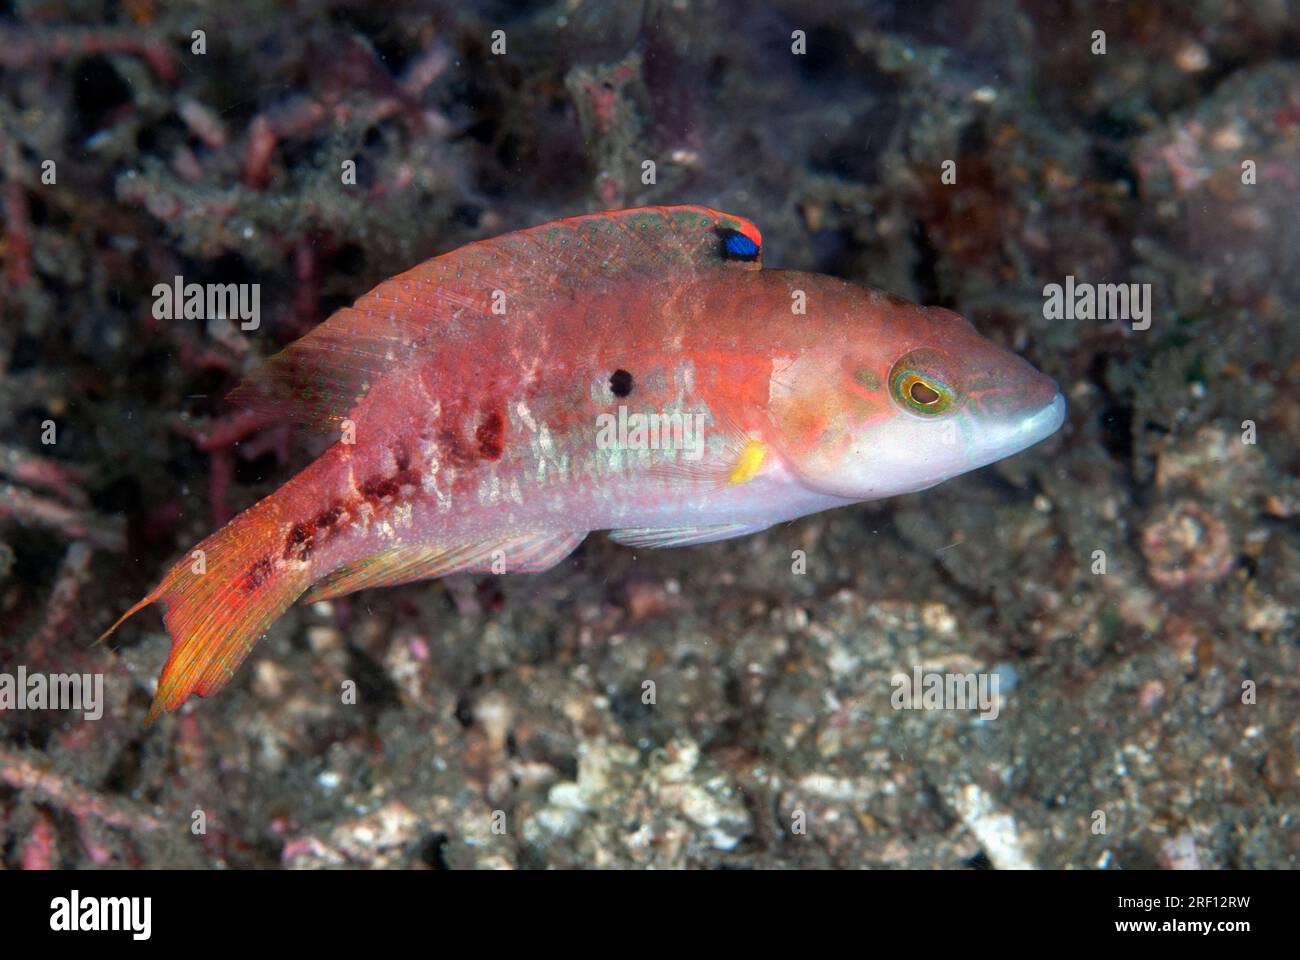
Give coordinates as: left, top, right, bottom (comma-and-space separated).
101, 498, 310, 723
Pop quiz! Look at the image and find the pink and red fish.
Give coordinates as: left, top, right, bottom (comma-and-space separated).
104, 205, 1065, 721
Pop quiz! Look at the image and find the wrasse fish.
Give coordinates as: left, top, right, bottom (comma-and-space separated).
104, 205, 1065, 721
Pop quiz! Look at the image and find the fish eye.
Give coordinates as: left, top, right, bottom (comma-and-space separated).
908, 379, 941, 405
889, 351, 957, 416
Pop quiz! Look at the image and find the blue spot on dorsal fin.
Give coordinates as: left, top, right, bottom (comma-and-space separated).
718, 228, 760, 262
724, 232, 759, 257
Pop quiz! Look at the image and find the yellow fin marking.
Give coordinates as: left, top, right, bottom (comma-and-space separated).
729, 439, 767, 485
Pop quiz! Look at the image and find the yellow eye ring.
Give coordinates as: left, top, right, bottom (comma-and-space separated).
891, 370, 953, 415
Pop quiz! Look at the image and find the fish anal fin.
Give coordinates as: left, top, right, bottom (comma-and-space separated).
303, 544, 451, 603
470, 530, 587, 575
303, 530, 587, 603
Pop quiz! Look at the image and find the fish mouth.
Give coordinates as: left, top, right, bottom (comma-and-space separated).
1022, 392, 1067, 445
971, 392, 1066, 464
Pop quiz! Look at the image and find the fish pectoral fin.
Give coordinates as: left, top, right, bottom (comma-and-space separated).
642, 405, 773, 490
303, 530, 587, 603
608, 521, 771, 550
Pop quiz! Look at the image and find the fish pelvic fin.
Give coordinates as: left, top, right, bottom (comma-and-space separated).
100, 498, 311, 724
608, 521, 772, 549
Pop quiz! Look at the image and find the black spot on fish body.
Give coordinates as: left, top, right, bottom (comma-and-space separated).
610, 368, 634, 398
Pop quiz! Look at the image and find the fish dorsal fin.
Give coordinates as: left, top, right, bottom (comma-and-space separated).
227, 206, 763, 429
492, 204, 763, 281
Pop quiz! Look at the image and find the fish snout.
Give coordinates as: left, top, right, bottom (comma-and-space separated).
968, 385, 1066, 466
1023, 390, 1067, 443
